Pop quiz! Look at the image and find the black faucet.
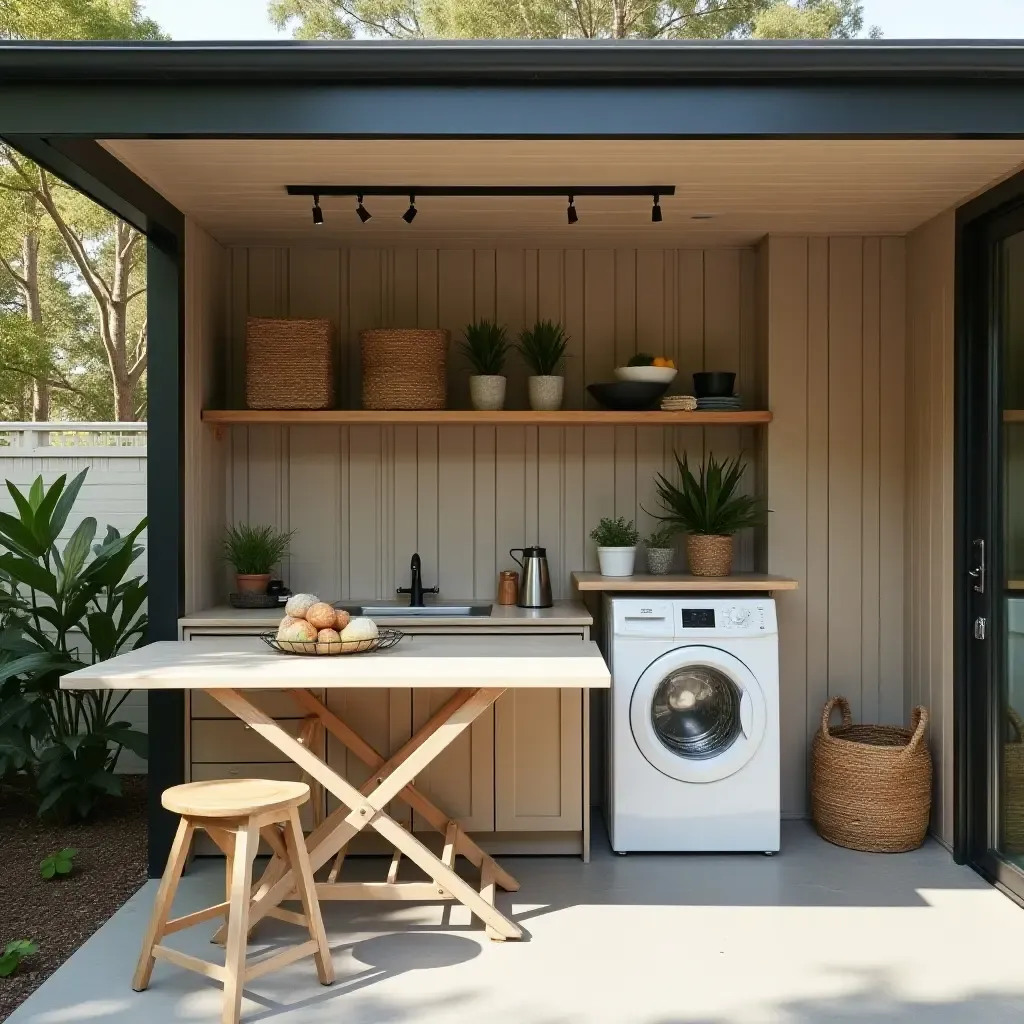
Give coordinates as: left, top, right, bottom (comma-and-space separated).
396, 552, 439, 608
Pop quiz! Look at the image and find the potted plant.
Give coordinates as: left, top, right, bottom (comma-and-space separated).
517, 319, 569, 411
645, 523, 677, 575
647, 451, 766, 577
460, 319, 510, 410
590, 516, 639, 577
222, 523, 294, 593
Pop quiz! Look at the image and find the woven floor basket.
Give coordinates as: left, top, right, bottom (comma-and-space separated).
811, 696, 932, 853
686, 534, 733, 577
1003, 708, 1024, 853
360, 329, 449, 410
246, 318, 335, 410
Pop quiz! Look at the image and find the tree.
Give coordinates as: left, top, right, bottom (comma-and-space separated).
269, 0, 878, 40
0, 0, 162, 421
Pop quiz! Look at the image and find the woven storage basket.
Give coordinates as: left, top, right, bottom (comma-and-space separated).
686, 534, 733, 577
1003, 708, 1024, 853
246, 318, 335, 410
811, 696, 932, 853
360, 328, 449, 410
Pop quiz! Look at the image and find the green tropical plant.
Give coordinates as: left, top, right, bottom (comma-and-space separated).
645, 523, 677, 549
590, 516, 639, 548
461, 319, 510, 376
517, 320, 569, 377
0, 468, 148, 819
221, 523, 293, 575
39, 847, 77, 879
647, 452, 767, 536
0, 940, 37, 978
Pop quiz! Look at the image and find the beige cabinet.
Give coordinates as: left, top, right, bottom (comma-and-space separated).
495, 688, 582, 832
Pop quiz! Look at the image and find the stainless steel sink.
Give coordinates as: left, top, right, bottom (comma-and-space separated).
335, 602, 491, 618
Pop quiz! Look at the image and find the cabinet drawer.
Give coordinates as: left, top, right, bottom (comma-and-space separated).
191, 718, 304, 763
185, 633, 267, 652
190, 762, 317, 830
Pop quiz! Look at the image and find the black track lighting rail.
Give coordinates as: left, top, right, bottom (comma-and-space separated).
288, 185, 676, 197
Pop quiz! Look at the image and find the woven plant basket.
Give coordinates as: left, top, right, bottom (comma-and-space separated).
246, 317, 335, 410
361, 329, 449, 410
686, 534, 733, 577
811, 696, 932, 853
1003, 708, 1024, 853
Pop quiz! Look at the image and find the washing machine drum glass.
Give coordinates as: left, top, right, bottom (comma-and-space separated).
651, 665, 742, 760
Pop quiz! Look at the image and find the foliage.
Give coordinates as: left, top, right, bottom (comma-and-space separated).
0, 940, 37, 978
461, 319, 510, 376
0, 469, 148, 819
645, 522, 677, 549
0, 0, 163, 39
39, 847, 77, 879
590, 516, 639, 547
268, 0, 877, 40
221, 523, 294, 575
647, 451, 766, 536
517, 320, 569, 377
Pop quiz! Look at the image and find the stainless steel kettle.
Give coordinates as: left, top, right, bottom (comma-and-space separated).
510, 546, 553, 608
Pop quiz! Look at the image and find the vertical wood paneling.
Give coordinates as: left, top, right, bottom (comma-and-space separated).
220, 240, 910, 819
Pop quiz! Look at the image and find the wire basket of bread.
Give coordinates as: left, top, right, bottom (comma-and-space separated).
262, 593, 403, 656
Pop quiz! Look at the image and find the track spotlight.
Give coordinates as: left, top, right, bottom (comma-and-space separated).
355, 194, 371, 223
651, 194, 663, 223
402, 195, 418, 223
567, 195, 578, 225
312, 194, 324, 226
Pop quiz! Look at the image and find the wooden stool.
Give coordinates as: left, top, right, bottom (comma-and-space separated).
133, 779, 334, 1024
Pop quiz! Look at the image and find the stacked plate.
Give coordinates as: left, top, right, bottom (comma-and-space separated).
696, 395, 743, 411
660, 395, 698, 411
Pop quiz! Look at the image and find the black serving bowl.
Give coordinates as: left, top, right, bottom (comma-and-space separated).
587, 381, 669, 411
693, 371, 736, 398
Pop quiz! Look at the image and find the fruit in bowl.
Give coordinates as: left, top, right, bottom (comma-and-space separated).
615, 352, 678, 384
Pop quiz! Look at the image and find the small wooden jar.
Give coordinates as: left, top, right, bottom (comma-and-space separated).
497, 570, 519, 606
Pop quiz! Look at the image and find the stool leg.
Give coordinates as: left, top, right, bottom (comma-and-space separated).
133, 817, 194, 992
222, 820, 257, 1024
283, 806, 334, 985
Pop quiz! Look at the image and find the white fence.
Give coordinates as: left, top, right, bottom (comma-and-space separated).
0, 423, 149, 773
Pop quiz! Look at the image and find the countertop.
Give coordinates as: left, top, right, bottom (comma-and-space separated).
62, 638, 610, 690
571, 572, 800, 592
179, 600, 593, 630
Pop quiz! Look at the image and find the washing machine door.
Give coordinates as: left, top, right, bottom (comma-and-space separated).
630, 645, 767, 784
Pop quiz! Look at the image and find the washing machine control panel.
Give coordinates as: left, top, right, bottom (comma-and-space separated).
611, 598, 777, 637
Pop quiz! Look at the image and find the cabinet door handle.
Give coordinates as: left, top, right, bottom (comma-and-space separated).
969, 538, 985, 594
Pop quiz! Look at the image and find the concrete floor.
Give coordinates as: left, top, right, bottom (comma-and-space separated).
8, 822, 1024, 1024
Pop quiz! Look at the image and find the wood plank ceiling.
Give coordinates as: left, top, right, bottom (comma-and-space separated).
103, 139, 1024, 247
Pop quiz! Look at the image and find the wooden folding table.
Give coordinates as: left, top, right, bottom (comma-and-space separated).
62, 635, 610, 942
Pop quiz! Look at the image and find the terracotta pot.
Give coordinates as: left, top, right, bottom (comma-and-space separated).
470, 374, 507, 411
646, 547, 674, 575
686, 535, 733, 577
235, 572, 271, 594
529, 375, 564, 411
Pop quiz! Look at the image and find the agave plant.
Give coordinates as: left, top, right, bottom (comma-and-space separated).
460, 319, 510, 376
517, 319, 569, 376
647, 452, 766, 536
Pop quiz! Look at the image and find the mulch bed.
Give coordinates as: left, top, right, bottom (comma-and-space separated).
0, 775, 148, 1022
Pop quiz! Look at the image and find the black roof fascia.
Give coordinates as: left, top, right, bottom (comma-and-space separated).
4, 39, 1024, 84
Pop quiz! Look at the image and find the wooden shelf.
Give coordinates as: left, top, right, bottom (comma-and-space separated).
571, 572, 799, 592
202, 409, 773, 427
1004, 411, 1024, 422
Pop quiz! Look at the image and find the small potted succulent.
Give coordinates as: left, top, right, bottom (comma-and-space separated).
645, 523, 677, 575
517, 319, 569, 411
647, 451, 766, 577
461, 318, 510, 411
222, 523, 294, 593
590, 516, 640, 577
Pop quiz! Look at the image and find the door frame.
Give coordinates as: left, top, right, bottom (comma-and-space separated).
955, 168, 1024, 901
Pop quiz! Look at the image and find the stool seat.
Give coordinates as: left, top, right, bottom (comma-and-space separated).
161, 779, 310, 818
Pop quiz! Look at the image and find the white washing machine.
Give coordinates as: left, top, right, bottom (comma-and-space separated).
605, 595, 780, 853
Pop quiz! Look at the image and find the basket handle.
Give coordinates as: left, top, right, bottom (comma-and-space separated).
899, 705, 929, 760
1008, 707, 1024, 742
820, 696, 852, 736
